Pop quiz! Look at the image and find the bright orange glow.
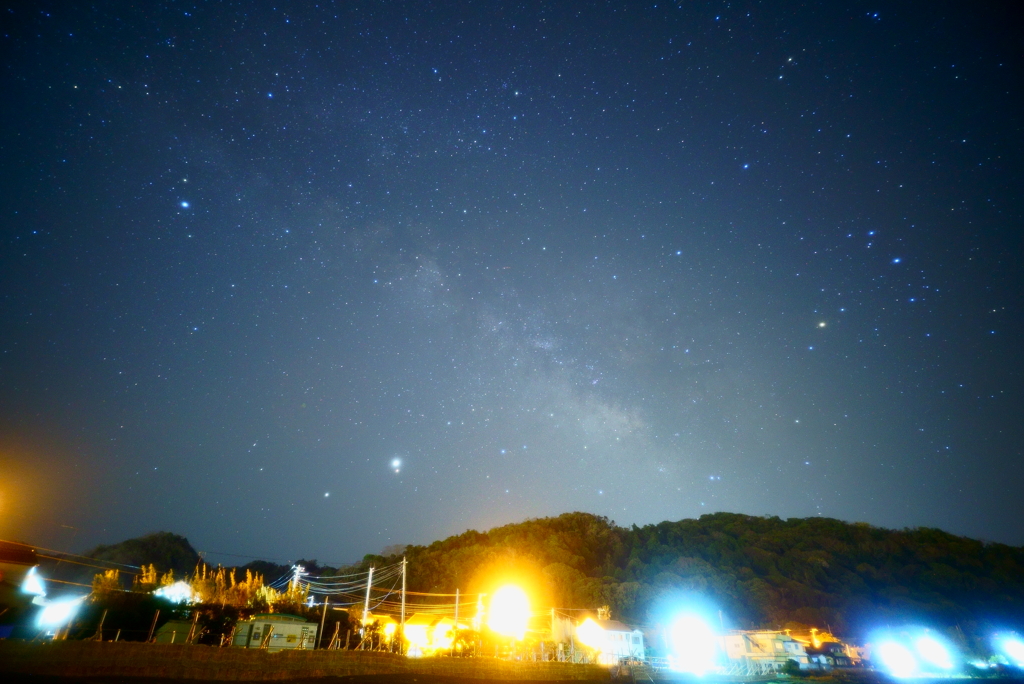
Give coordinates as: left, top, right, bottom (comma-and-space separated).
404, 623, 430, 651
488, 585, 530, 639
433, 619, 455, 650
403, 614, 456, 655
576, 617, 606, 651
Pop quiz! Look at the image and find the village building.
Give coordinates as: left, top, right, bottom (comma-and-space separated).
361, 610, 399, 648
720, 630, 810, 671
788, 628, 863, 669
403, 612, 458, 655
231, 613, 317, 651
576, 617, 646, 663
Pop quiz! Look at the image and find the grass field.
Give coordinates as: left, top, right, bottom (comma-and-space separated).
0, 641, 612, 682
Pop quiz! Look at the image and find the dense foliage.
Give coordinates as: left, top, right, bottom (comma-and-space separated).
84, 532, 200, 577
389, 512, 1024, 637
68, 513, 1024, 640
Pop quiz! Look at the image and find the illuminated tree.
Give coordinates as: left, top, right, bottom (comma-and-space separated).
133, 563, 159, 592
91, 569, 123, 599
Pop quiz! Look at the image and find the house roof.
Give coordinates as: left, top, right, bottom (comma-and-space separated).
593, 619, 636, 633
249, 613, 308, 623
405, 612, 439, 626
364, 612, 397, 625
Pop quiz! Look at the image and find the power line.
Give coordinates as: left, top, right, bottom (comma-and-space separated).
0, 538, 141, 570
37, 554, 141, 576
43, 577, 94, 588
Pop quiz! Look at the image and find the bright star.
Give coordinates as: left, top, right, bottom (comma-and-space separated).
180, 201, 189, 208
391, 457, 402, 473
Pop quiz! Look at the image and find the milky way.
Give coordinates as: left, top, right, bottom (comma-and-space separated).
1, 1, 1021, 562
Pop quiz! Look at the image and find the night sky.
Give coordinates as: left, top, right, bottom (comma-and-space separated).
2, 1, 1022, 565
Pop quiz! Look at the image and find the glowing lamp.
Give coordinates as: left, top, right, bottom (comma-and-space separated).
487, 585, 530, 639
576, 617, 607, 652
667, 614, 717, 675
915, 635, 953, 670
37, 596, 85, 630
404, 623, 430, 650
154, 580, 195, 604
999, 637, 1024, 667
22, 567, 46, 597
434, 620, 455, 650
877, 641, 918, 679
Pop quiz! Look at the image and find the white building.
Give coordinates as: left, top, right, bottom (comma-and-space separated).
576, 617, 646, 663
720, 630, 809, 671
232, 613, 317, 651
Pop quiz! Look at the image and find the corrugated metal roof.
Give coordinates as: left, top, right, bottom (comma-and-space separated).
594, 618, 636, 633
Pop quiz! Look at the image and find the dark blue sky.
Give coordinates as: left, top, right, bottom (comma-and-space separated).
1, 1, 1021, 564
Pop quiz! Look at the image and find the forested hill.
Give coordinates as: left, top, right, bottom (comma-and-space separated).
62, 514, 1024, 638
392, 512, 1024, 636
84, 532, 200, 576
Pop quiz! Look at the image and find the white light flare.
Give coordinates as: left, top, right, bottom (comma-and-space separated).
915, 634, 953, 670
999, 636, 1024, 667
154, 580, 196, 604
668, 614, 717, 675
22, 567, 46, 596
37, 596, 86, 630
877, 641, 918, 679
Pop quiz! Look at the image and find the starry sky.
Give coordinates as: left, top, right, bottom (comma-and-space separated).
2, 1, 1022, 564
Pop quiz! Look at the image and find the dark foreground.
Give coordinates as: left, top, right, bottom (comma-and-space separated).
0, 642, 611, 682
6, 672, 1024, 684
0, 675, 610, 684
4, 644, 1023, 684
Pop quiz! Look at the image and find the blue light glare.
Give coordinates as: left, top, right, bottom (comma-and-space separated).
999, 636, 1024, 667
667, 614, 717, 675
180, 201, 190, 208
21, 567, 46, 596
877, 641, 917, 678
36, 596, 86, 630
915, 635, 953, 670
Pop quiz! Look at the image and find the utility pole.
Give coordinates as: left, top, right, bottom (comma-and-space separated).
186, 610, 200, 644
319, 596, 329, 648
476, 594, 485, 656
453, 587, 459, 656
147, 609, 160, 643
361, 566, 374, 649
328, 621, 340, 649
93, 609, 108, 641
400, 557, 407, 653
